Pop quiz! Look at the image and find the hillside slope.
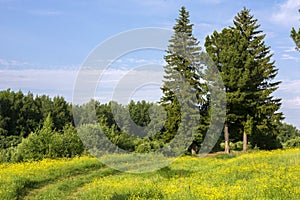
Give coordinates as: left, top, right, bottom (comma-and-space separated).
0, 149, 299, 200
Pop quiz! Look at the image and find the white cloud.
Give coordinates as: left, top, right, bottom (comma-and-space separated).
284, 97, 300, 108
283, 46, 298, 53
0, 58, 31, 68
124, 58, 149, 64
104, 57, 165, 71
264, 31, 278, 40
276, 79, 300, 127
124, 58, 164, 65
0, 67, 165, 104
281, 53, 299, 61
96, 67, 164, 104
280, 79, 300, 91
0, 69, 77, 101
277, 79, 300, 108
272, 0, 300, 26
0, 58, 82, 71
28, 10, 63, 16
274, 45, 299, 61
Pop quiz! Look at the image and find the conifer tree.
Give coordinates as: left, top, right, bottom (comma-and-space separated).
161, 6, 203, 105
205, 8, 283, 152
205, 28, 241, 153
291, 9, 300, 51
160, 6, 207, 153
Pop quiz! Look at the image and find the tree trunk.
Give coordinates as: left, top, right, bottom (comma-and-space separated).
224, 123, 230, 154
190, 142, 197, 155
191, 148, 196, 155
243, 130, 248, 152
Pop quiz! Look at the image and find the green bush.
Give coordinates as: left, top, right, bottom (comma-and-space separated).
0, 147, 16, 163
219, 142, 236, 150
14, 114, 84, 162
48, 129, 84, 159
15, 132, 51, 161
220, 141, 252, 151
135, 142, 151, 153
220, 142, 225, 150
0, 136, 22, 149
283, 137, 300, 149
235, 141, 243, 150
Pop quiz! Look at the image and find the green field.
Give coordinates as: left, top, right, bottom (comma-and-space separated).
0, 148, 299, 200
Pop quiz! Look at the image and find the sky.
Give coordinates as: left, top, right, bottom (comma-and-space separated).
0, 0, 300, 127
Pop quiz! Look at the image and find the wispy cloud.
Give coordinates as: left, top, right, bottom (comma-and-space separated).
278, 79, 300, 108
284, 97, 300, 108
0, 58, 32, 69
0, 69, 78, 101
95, 68, 163, 104
28, 10, 63, 16
275, 45, 299, 61
122, 58, 164, 65
283, 46, 298, 53
271, 0, 300, 26
276, 79, 300, 127
280, 79, 300, 91
0, 67, 164, 104
281, 53, 299, 61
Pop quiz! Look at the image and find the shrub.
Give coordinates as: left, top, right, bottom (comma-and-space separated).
14, 114, 84, 161
283, 137, 300, 149
0, 147, 16, 163
135, 142, 152, 153
220, 141, 252, 151
55, 124, 84, 158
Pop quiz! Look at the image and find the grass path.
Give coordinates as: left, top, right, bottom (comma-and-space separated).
24, 167, 119, 200
0, 156, 103, 200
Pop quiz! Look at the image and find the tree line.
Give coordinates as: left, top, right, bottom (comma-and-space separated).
1, 7, 300, 162
0, 89, 299, 162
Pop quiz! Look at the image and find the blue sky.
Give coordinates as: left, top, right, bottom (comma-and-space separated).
0, 0, 300, 127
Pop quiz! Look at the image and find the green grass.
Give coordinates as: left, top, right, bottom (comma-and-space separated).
0, 156, 105, 199
0, 149, 299, 200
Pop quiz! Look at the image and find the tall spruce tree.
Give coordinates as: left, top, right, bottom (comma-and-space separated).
291, 9, 300, 51
160, 6, 207, 154
205, 8, 283, 152
205, 28, 242, 153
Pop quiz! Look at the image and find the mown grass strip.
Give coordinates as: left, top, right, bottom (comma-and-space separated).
0, 156, 103, 200
25, 167, 119, 200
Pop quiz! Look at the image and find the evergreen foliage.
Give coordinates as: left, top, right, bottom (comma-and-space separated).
291, 9, 300, 51
205, 8, 283, 150
160, 6, 208, 153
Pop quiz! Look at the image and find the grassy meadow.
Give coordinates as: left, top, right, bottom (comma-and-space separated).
0, 148, 299, 200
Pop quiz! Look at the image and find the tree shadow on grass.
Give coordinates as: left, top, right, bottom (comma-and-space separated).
110, 190, 163, 200
157, 166, 194, 179
213, 153, 237, 160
